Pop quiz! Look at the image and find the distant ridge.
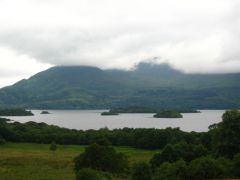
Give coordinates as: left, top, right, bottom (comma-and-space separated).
0, 62, 240, 109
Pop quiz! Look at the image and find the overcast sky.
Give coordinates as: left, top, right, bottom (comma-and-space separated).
0, 0, 240, 87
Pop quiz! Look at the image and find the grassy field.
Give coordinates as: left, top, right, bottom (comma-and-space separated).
0, 143, 158, 180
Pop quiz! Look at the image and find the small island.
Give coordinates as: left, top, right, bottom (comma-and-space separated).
41, 111, 51, 114
101, 111, 119, 116
0, 108, 34, 116
153, 110, 183, 118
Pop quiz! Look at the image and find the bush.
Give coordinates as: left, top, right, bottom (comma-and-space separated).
0, 136, 6, 144
212, 110, 240, 158
131, 161, 152, 180
50, 141, 57, 151
74, 140, 129, 174
152, 160, 187, 180
76, 168, 112, 180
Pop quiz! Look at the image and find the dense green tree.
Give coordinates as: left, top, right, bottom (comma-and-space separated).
150, 142, 208, 169
152, 160, 187, 180
131, 161, 152, 180
199, 132, 212, 150
232, 153, 240, 177
188, 156, 227, 179
212, 110, 240, 158
0, 108, 33, 116
216, 157, 232, 177
74, 141, 129, 174
0, 123, 18, 141
76, 168, 112, 180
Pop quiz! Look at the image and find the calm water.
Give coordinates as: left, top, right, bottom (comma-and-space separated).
5, 110, 225, 132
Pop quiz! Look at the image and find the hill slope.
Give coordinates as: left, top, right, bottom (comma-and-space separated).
0, 63, 240, 109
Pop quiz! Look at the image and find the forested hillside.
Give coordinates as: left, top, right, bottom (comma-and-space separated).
0, 63, 240, 109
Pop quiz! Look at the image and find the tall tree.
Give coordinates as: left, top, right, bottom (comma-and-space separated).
212, 110, 240, 158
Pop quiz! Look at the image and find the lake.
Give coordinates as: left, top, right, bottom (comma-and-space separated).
4, 110, 225, 132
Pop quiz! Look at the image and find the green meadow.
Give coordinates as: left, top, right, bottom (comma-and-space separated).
0, 143, 158, 180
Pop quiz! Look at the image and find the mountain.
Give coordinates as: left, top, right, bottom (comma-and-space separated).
0, 63, 240, 109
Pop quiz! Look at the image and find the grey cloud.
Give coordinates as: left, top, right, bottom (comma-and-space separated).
0, 27, 173, 68
218, 2, 240, 64
0, 24, 219, 71
0, 0, 240, 73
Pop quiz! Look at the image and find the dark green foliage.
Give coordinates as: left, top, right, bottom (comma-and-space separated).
96, 138, 112, 146
0, 63, 240, 109
188, 156, 228, 179
212, 110, 240, 158
153, 110, 183, 118
150, 142, 208, 169
50, 141, 57, 151
131, 128, 192, 149
1, 120, 201, 150
0, 123, 18, 141
76, 168, 112, 180
199, 131, 212, 150
152, 160, 187, 180
232, 153, 240, 177
0, 108, 33, 116
152, 157, 231, 180
74, 141, 129, 174
215, 157, 232, 177
101, 111, 119, 116
131, 161, 152, 180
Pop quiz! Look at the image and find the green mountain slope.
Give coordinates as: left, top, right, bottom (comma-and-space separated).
0, 63, 240, 109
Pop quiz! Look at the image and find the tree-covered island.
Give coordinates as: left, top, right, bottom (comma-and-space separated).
0, 108, 34, 116
101, 111, 119, 116
153, 110, 183, 118
41, 111, 50, 114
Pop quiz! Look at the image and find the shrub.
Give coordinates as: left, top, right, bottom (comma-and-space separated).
74, 140, 129, 174
0, 136, 6, 144
131, 161, 152, 180
152, 160, 187, 180
50, 141, 57, 151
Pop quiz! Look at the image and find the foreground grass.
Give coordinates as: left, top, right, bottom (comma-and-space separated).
0, 143, 158, 180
